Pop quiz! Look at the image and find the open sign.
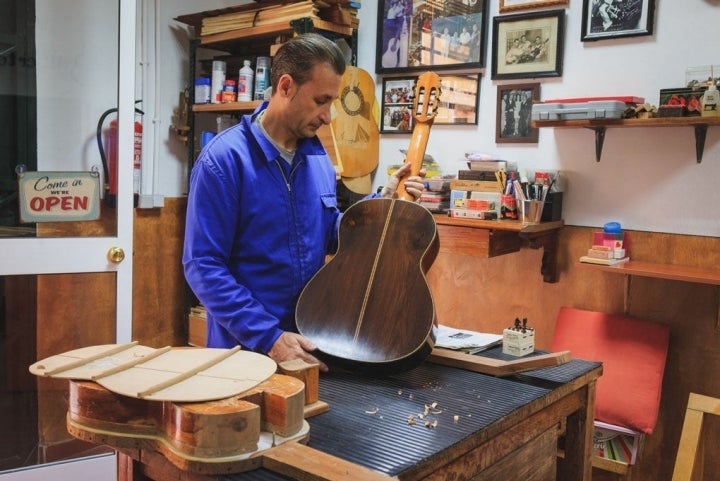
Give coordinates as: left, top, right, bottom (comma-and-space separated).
18, 171, 101, 223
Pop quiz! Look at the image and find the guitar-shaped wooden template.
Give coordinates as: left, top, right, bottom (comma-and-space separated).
296, 72, 442, 375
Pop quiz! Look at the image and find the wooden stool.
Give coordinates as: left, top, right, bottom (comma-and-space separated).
671, 392, 720, 481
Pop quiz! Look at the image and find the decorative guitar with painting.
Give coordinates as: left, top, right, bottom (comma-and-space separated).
330, 66, 380, 178
296, 72, 442, 375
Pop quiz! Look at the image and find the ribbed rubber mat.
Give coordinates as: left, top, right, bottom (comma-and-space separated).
220, 356, 600, 480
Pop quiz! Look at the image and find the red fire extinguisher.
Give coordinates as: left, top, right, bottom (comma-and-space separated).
97, 101, 144, 207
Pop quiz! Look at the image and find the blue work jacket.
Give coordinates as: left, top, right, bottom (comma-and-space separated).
183, 103, 345, 354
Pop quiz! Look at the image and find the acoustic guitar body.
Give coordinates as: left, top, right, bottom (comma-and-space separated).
296, 198, 439, 376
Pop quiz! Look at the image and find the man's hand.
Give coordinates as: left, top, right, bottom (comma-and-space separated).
380, 162, 426, 201
268, 332, 328, 372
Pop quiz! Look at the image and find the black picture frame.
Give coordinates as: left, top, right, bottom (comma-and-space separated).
499, 0, 569, 13
580, 0, 654, 41
436, 74, 481, 125
381, 77, 417, 134
376, 0, 489, 74
491, 9, 564, 80
495, 83, 540, 143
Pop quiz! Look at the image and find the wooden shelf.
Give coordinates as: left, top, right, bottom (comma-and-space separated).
533, 116, 720, 162
433, 216, 564, 283
192, 100, 261, 114
578, 260, 720, 286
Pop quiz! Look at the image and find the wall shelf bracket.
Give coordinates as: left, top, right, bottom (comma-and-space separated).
694, 124, 708, 163
588, 126, 607, 162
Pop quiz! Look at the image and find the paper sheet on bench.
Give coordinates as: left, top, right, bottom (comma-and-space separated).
435, 325, 503, 352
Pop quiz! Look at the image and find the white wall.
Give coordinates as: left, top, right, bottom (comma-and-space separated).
78, 0, 720, 236
353, 1, 720, 237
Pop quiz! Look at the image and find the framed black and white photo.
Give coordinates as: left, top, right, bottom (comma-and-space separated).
581, 0, 654, 41
499, 0, 569, 13
376, 0, 489, 74
495, 83, 540, 143
491, 10, 564, 80
436, 74, 480, 125
381, 77, 417, 133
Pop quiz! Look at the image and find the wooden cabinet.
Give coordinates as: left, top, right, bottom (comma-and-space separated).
533, 116, 720, 162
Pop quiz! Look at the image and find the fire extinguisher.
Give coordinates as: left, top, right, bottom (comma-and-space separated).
96, 100, 144, 207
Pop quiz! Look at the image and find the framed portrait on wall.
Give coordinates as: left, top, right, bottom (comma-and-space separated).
376, 0, 489, 74
491, 9, 564, 80
499, 0, 569, 13
495, 83, 540, 143
580, 0, 655, 41
436, 74, 480, 125
381, 77, 417, 133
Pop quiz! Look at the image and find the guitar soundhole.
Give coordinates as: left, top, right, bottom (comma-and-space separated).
340, 85, 364, 117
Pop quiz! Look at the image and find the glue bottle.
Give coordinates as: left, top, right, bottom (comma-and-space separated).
238, 60, 254, 102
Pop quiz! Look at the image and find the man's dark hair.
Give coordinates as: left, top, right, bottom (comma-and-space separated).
270, 33, 346, 90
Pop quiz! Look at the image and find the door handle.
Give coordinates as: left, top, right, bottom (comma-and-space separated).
107, 247, 126, 264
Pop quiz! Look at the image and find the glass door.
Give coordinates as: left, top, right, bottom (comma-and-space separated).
0, 0, 136, 479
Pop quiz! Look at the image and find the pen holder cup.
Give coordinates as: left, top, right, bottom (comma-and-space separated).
520, 200, 544, 224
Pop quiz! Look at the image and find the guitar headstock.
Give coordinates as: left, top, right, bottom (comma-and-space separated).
412, 72, 441, 125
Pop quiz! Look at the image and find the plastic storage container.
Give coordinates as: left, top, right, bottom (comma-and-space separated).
532, 101, 626, 121
194, 77, 211, 104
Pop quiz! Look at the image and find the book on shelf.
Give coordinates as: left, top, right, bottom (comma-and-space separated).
466, 160, 507, 171
593, 421, 642, 465
579, 256, 630, 266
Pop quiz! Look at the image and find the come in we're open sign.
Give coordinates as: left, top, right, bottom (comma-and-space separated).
18, 171, 101, 223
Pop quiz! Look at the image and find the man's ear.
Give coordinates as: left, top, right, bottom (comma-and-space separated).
276, 74, 295, 98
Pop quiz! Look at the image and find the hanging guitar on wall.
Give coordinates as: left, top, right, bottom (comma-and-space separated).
296, 72, 442, 376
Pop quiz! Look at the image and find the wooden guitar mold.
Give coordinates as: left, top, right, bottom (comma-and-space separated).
67, 375, 309, 475
29, 344, 324, 475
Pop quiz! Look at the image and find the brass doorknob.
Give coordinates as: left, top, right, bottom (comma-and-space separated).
108, 247, 126, 263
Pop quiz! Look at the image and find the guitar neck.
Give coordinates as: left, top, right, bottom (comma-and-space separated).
397, 124, 431, 201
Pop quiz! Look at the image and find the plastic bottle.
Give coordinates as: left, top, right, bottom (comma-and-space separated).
254, 56, 271, 101
701, 82, 720, 117
194, 77, 211, 104
211, 60, 226, 104
238, 60, 254, 102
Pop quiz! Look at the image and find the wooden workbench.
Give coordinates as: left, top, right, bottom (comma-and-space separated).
116, 351, 601, 481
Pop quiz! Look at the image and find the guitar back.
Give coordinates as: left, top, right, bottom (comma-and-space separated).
296, 198, 438, 374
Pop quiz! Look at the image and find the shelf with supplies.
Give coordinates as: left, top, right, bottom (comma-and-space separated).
577, 259, 720, 285
192, 100, 262, 114
173, 8, 358, 169
433, 216, 564, 283
532, 116, 720, 162
578, 259, 720, 321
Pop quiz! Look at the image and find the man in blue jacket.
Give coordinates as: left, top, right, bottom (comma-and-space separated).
183, 34, 425, 371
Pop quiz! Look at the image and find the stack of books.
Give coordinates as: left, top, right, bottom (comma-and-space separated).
419, 191, 450, 213
593, 421, 642, 465
199, 0, 359, 37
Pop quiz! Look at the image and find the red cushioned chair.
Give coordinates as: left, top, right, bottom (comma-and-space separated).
551, 306, 670, 479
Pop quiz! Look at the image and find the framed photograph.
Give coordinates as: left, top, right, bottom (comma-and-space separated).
491, 9, 565, 80
581, 0, 655, 41
376, 0, 489, 74
381, 77, 417, 134
495, 83, 540, 143
499, 0, 569, 13
436, 74, 480, 125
